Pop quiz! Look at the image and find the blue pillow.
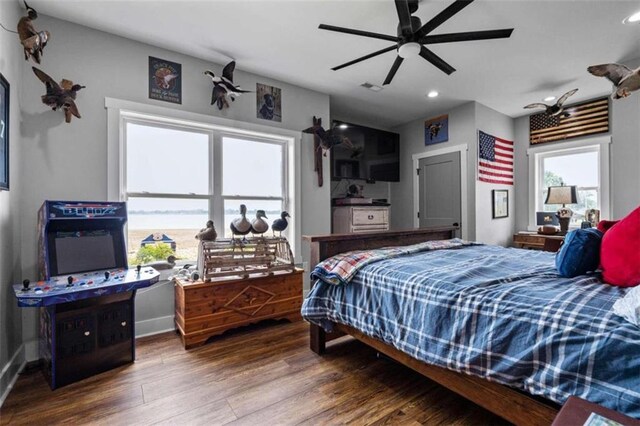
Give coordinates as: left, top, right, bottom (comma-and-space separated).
556, 228, 603, 278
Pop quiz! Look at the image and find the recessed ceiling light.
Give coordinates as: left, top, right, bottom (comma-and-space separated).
543, 96, 556, 102
427, 90, 439, 98
623, 10, 640, 24
361, 82, 382, 92
338, 124, 348, 129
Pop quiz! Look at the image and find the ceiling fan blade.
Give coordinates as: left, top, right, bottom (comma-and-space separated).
319, 24, 399, 43
421, 29, 514, 44
331, 45, 398, 71
383, 56, 405, 85
395, 0, 413, 36
419, 46, 455, 75
416, 0, 474, 37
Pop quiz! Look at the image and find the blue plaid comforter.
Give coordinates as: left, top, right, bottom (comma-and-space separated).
301, 244, 640, 417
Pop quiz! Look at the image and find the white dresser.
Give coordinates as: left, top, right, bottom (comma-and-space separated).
332, 205, 390, 234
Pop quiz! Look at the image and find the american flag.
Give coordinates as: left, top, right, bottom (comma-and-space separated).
478, 130, 513, 186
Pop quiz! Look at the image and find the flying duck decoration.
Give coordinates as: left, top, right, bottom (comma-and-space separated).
32, 67, 85, 123
588, 63, 640, 99
272, 211, 290, 237
250, 210, 269, 236
524, 88, 578, 117
318, 0, 514, 85
204, 61, 251, 110
195, 220, 217, 241
230, 204, 252, 239
303, 116, 360, 187
17, 0, 50, 64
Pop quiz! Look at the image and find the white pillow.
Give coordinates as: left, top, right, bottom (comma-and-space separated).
613, 286, 640, 327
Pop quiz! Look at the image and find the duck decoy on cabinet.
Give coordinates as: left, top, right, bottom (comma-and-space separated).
17, 0, 50, 64
204, 61, 251, 110
272, 211, 290, 237
251, 210, 269, 236
32, 67, 85, 123
230, 204, 252, 239
195, 220, 217, 241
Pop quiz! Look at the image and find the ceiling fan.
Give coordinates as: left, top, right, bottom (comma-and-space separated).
319, 0, 514, 85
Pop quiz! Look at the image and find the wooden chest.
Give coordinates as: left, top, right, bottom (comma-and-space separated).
174, 269, 303, 349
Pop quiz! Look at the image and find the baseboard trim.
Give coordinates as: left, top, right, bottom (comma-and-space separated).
0, 344, 26, 408
136, 315, 175, 338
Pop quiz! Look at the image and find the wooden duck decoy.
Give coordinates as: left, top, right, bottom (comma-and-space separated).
195, 220, 217, 241
230, 204, 252, 238
32, 67, 85, 123
250, 210, 269, 236
272, 211, 290, 237
17, 0, 50, 64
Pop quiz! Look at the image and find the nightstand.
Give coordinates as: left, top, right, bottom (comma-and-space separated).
551, 396, 640, 426
513, 232, 565, 252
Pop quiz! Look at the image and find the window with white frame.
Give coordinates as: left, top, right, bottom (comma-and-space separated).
533, 143, 607, 228
123, 117, 289, 264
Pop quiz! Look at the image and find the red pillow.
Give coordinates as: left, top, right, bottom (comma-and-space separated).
600, 206, 640, 287
597, 220, 619, 234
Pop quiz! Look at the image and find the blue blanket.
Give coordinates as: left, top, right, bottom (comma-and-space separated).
301, 244, 640, 417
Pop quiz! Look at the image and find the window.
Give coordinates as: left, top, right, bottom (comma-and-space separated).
122, 117, 290, 264
530, 140, 610, 230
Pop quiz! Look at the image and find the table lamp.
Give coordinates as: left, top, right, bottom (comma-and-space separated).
545, 185, 578, 234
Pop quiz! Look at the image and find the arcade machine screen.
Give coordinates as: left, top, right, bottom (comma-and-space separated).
53, 230, 118, 275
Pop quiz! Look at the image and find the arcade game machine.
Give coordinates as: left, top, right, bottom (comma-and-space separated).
13, 201, 160, 389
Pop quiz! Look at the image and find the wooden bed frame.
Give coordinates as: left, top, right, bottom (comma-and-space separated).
304, 227, 560, 426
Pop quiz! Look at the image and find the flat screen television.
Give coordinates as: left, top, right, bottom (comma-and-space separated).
330, 121, 400, 182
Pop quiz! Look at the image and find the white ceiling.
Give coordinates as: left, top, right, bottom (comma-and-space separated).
26, 0, 640, 128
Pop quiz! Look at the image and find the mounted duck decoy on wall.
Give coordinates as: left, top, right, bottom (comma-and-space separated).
588, 63, 640, 99
523, 88, 578, 117
32, 67, 85, 123
272, 211, 290, 237
230, 204, 252, 239
204, 61, 251, 110
302, 116, 359, 187
251, 210, 269, 236
17, 0, 50, 64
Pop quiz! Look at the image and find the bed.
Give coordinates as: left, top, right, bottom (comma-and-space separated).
301, 228, 640, 425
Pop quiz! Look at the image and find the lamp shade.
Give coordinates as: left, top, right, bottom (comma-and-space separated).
545, 185, 578, 205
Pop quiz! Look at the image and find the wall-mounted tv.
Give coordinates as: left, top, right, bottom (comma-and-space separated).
330, 121, 400, 182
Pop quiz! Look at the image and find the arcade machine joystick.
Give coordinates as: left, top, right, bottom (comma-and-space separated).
67, 276, 74, 287
104, 271, 110, 281
22, 279, 30, 292
136, 265, 141, 275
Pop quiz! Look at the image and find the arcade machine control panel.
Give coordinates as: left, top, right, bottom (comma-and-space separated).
14, 266, 160, 307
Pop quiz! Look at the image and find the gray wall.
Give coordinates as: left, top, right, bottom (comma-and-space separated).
514, 94, 640, 231
474, 103, 515, 246
0, 0, 24, 403
390, 102, 477, 239
18, 15, 331, 356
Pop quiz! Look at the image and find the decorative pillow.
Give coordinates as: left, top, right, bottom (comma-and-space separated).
601, 206, 640, 287
555, 228, 603, 278
597, 220, 619, 235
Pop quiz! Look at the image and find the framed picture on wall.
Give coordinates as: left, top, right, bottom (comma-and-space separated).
148, 56, 182, 104
0, 73, 9, 191
492, 189, 508, 219
424, 114, 448, 145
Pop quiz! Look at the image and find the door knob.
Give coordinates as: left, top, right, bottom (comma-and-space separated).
453, 222, 459, 227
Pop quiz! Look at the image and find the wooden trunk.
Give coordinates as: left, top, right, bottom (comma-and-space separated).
174, 269, 303, 349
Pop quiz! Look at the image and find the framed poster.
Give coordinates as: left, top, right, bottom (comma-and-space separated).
148, 56, 182, 104
256, 83, 282, 122
0, 73, 9, 191
424, 114, 448, 145
492, 189, 508, 219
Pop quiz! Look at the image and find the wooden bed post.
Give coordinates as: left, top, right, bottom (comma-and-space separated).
309, 323, 326, 354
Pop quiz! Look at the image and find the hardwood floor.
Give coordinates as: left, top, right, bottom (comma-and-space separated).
0, 321, 509, 425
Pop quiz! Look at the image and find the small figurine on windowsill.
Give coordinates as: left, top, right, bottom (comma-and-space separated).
195, 220, 217, 241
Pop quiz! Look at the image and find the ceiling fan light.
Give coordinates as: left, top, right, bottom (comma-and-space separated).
623, 10, 640, 24
398, 42, 421, 59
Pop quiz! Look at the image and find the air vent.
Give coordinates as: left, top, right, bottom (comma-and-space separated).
360, 82, 382, 92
